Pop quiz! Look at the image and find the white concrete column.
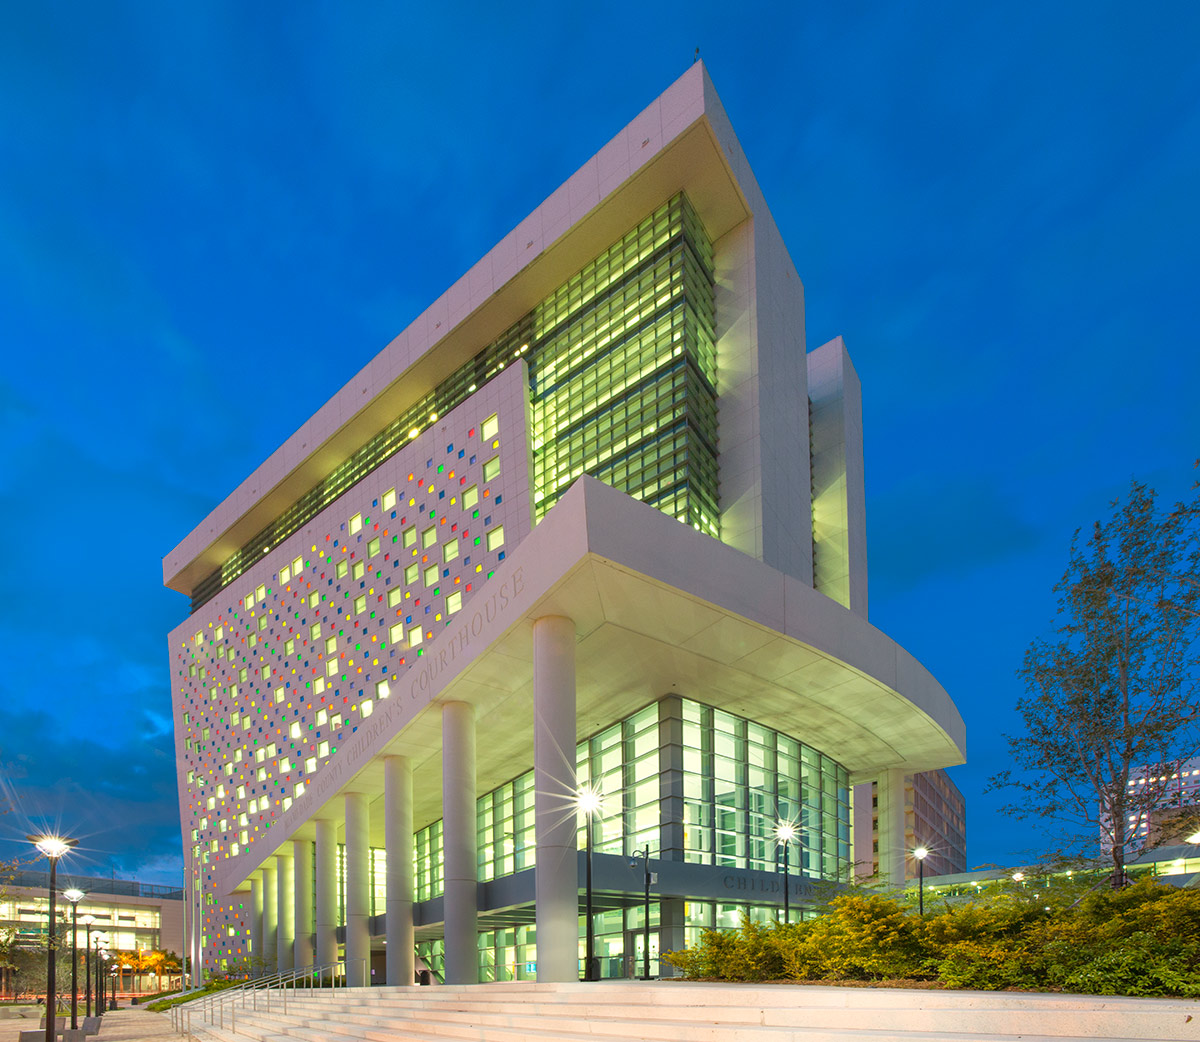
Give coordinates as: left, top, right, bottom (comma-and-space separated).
385, 755, 415, 986
261, 862, 277, 972
249, 877, 263, 973
442, 701, 477, 985
876, 768, 909, 889
533, 616, 578, 982
314, 818, 338, 967
276, 853, 294, 973
294, 839, 314, 969
344, 792, 370, 987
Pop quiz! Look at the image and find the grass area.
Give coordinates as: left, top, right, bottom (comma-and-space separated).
144, 981, 239, 1013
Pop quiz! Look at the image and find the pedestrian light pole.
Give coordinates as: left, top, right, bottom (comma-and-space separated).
27, 834, 78, 1042
80, 916, 95, 1018
774, 822, 797, 923
913, 847, 928, 916
63, 889, 85, 1029
576, 785, 603, 981
630, 847, 653, 980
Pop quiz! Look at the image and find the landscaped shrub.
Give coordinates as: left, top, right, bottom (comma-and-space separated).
662, 876, 1200, 996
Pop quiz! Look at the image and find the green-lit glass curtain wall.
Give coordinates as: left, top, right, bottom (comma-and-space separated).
411, 697, 851, 902
193, 195, 717, 612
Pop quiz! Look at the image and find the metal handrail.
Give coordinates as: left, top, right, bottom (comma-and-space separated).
169, 958, 367, 1040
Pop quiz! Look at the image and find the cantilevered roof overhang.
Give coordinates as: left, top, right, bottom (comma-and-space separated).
226, 476, 964, 890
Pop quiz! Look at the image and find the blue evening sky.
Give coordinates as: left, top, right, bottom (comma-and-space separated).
1, 3, 1197, 884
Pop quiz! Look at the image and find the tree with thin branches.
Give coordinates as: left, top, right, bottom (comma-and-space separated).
991, 475, 1200, 888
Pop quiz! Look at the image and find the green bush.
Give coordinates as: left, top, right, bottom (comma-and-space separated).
662, 876, 1200, 996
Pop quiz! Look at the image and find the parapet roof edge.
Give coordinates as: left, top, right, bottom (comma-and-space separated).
162, 61, 767, 598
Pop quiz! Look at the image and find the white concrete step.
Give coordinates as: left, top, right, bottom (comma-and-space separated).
235, 990, 1200, 1042
191, 981, 1200, 1042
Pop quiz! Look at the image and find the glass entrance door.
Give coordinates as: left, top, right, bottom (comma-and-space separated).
624, 929, 659, 979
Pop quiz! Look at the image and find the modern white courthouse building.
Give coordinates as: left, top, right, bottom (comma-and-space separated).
163, 63, 965, 985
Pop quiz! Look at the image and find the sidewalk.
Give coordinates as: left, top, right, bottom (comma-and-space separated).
0, 1009, 177, 1042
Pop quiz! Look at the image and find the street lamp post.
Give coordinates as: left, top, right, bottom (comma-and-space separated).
774, 822, 797, 923
576, 786, 602, 982
913, 847, 929, 916
28, 834, 77, 1042
80, 916, 95, 1019
63, 890, 84, 1029
631, 847, 652, 980
98, 946, 109, 1014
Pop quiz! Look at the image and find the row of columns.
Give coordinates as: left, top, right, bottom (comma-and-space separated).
244, 615, 579, 986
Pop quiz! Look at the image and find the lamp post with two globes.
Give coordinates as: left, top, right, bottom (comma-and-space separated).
913, 847, 928, 916
27, 834, 77, 1042
62, 889, 84, 1029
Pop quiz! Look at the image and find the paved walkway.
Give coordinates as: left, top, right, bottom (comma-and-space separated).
0, 1009, 177, 1042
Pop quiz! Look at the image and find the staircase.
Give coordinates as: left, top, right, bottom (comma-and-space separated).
174, 980, 1200, 1042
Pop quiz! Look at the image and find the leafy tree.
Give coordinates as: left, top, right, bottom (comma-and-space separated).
991, 476, 1200, 888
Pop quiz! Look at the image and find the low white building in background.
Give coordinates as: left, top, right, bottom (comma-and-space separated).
163, 63, 965, 984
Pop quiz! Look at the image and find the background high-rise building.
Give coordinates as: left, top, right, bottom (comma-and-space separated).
853, 770, 967, 880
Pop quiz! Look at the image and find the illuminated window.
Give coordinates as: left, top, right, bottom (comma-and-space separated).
256, 584, 266, 601
376, 680, 390, 699
261, 665, 271, 680
350, 514, 363, 535
483, 457, 500, 482
462, 485, 478, 509
443, 538, 459, 563
257, 615, 267, 631
403, 527, 416, 548
280, 565, 291, 584
423, 565, 438, 587
383, 488, 397, 511
336, 560, 348, 580
308, 592, 319, 609
361, 699, 374, 718
318, 740, 329, 757
352, 560, 365, 581
388, 588, 403, 608
486, 526, 505, 551
326, 659, 339, 677
354, 594, 367, 614
314, 677, 326, 695
367, 537, 380, 558
447, 591, 462, 615
422, 527, 437, 550
293, 555, 303, 575
405, 563, 419, 585
285, 638, 295, 655
482, 414, 499, 440
389, 623, 404, 643
408, 626, 423, 647
310, 623, 321, 640
325, 636, 337, 654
